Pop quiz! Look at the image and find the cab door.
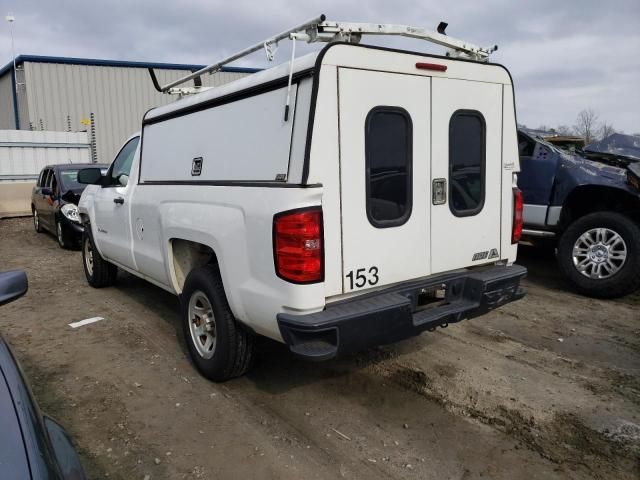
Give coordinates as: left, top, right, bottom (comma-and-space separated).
338, 68, 431, 293
92, 137, 139, 269
430, 78, 503, 273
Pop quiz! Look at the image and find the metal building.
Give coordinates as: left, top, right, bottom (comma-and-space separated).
0, 55, 258, 162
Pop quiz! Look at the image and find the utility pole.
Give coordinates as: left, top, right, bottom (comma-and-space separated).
5, 13, 16, 94
6, 13, 20, 129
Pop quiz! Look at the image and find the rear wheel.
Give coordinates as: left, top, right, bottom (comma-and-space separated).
181, 265, 255, 382
82, 229, 117, 287
557, 212, 640, 298
33, 208, 43, 233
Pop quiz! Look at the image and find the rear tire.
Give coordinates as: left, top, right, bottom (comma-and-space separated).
33, 208, 43, 233
557, 212, 640, 298
82, 228, 117, 287
181, 265, 255, 382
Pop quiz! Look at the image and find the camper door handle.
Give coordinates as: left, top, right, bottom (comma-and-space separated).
432, 178, 447, 205
113, 197, 124, 205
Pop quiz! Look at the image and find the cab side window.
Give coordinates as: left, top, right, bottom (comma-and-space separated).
108, 137, 140, 187
518, 132, 535, 157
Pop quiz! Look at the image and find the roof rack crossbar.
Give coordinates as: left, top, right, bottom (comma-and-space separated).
158, 14, 497, 94
160, 14, 326, 93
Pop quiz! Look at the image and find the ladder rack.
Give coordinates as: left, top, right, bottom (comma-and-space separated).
154, 14, 498, 95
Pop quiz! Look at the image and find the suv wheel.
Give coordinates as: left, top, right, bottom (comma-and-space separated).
33, 208, 43, 233
181, 265, 255, 382
557, 211, 640, 298
82, 229, 117, 287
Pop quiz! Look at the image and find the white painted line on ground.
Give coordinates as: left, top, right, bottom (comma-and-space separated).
69, 317, 105, 329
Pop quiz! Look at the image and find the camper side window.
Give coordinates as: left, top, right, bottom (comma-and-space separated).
365, 107, 413, 228
449, 110, 486, 217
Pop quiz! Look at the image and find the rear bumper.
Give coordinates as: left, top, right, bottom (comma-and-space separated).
277, 264, 527, 361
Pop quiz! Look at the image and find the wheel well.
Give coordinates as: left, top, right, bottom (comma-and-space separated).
170, 239, 218, 293
559, 186, 640, 230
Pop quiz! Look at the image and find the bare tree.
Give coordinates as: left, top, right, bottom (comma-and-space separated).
556, 125, 572, 135
599, 123, 615, 140
573, 109, 599, 144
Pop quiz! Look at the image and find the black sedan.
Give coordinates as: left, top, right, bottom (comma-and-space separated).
31, 164, 107, 249
0, 270, 86, 479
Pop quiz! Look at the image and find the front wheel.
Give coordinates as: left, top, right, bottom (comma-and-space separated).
82, 229, 117, 287
181, 265, 255, 382
56, 219, 69, 249
557, 212, 640, 298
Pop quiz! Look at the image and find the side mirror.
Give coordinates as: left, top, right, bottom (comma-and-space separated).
0, 270, 28, 306
77, 167, 104, 185
41, 187, 53, 196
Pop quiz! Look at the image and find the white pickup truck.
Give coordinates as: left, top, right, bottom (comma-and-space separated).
78, 24, 526, 381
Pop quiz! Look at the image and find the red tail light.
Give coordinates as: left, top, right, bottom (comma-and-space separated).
273, 207, 323, 283
415, 62, 447, 72
512, 188, 524, 244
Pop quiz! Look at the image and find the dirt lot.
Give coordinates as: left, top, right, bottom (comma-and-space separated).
1, 217, 638, 479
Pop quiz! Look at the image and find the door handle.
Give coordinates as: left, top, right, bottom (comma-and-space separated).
432, 178, 447, 205
113, 197, 124, 205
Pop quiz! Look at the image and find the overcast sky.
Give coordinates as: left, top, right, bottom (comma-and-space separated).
0, 0, 638, 133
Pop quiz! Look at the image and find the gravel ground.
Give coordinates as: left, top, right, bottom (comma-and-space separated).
1, 217, 638, 479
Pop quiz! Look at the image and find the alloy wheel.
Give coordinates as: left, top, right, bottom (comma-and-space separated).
188, 291, 217, 359
572, 227, 627, 279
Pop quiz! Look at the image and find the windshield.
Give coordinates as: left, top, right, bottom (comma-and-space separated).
59, 169, 84, 190
59, 168, 107, 190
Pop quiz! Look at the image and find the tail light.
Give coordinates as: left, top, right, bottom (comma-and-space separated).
415, 62, 447, 72
273, 207, 323, 283
512, 188, 524, 244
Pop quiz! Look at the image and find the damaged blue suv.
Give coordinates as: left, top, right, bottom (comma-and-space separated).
517, 130, 640, 298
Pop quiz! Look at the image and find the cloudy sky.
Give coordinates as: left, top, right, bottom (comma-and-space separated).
0, 0, 638, 133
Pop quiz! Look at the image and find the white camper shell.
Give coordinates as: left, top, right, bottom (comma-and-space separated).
78, 37, 526, 381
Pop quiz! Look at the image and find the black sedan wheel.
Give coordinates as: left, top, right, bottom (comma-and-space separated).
56, 220, 69, 249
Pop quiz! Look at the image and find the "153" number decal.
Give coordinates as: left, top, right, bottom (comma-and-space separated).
346, 266, 379, 290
